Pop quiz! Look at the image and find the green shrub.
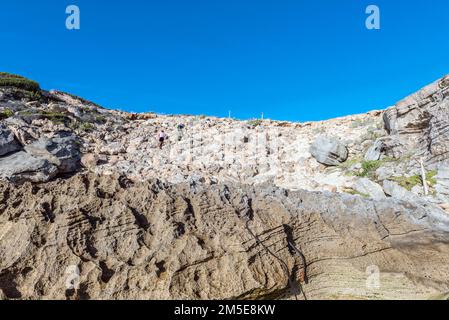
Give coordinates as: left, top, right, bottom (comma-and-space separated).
0, 72, 27, 79
18, 110, 69, 124
343, 188, 369, 198
350, 120, 363, 128
0, 108, 14, 120
44, 112, 69, 124
389, 170, 437, 191
389, 175, 421, 191
427, 170, 438, 186
95, 115, 107, 124
356, 160, 382, 178
338, 157, 362, 170
0, 72, 40, 92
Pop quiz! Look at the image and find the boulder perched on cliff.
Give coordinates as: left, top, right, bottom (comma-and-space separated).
0, 124, 20, 156
310, 136, 348, 166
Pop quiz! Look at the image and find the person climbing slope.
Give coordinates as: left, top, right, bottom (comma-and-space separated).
158, 130, 168, 149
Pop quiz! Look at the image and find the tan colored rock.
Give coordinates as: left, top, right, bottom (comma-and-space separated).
81, 153, 98, 170
2, 74, 449, 300
0, 174, 448, 300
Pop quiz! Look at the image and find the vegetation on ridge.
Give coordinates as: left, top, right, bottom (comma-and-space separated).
0, 72, 40, 92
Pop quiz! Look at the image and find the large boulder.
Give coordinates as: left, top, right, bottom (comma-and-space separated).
0, 124, 20, 156
309, 136, 348, 166
25, 131, 81, 173
0, 151, 58, 183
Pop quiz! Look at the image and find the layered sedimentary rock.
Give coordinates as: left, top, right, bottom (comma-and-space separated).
0, 174, 448, 300
383, 75, 449, 166
2, 73, 449, 300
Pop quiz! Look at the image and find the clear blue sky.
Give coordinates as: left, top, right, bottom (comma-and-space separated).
1, 0, 449, 121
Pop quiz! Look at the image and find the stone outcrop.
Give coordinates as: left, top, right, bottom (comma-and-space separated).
24, 132, 81, 173
0, 174, 448, 300
0, 151, 58, 183
382, 180, 415, 202
0, 124, 20, 156
364, 139, 383, 161
309, 136, 348, 166
383, 75, 449, 166
2, 73, 449, 300
353, 178, 386, 200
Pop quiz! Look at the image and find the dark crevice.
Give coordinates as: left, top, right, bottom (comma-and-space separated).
129, 207, 149, 231
80, 208, 103, 228
284, 224, 308, 285
197, 237, 206, 249
99, 261, 115, 283
41, 202, 55, 223
174, 222, 186, 238
0, 271, 22, 299
0, 188, 10, 205
156, 261, 166, 277
80, 175, 90, 191
77, 283, 91, 300
118, 175, 134, 189
183, 197, 195, 220
96, 188, 113, 199
11, 199, 21, 209
65, 288, 76, 299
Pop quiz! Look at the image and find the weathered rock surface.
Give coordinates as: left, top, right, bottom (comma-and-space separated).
309, 136, 348, 166
24, 132, 81, 173
383, 180, 415, 202
0, 151, 58, 183
353, 178, 386, 200
0, 124, 20, 156
0, 174, 448, 300
80, 153, 99, 170
365, 139, 384, 161
383, 75, 449, 166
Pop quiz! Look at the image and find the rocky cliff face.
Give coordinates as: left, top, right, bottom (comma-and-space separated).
383, 75, 449, 165
1, 73, 449, 300
1, 174, 449, 300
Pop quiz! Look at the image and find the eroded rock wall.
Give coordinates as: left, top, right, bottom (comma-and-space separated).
1, 174, 448, 300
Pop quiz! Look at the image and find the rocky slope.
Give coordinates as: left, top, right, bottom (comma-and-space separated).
1, 73, 449, 300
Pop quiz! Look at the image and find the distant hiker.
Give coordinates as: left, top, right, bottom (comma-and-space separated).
158, 130, 167, 149
177, 123, 185, 141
